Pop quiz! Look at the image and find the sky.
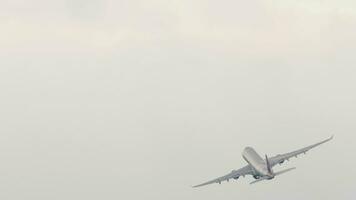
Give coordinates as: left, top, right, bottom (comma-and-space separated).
0, 0, 356, 199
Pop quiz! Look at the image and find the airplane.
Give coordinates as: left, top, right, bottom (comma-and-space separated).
193, 136, 333, 187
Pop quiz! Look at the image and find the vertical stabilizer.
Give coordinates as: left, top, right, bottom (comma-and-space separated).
265, 155, 272, 174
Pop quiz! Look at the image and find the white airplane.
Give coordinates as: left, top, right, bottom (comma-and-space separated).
193, 136, 333, 187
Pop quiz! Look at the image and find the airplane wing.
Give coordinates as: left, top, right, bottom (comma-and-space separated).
193, 165, 254, 188
269, 136, 333, 167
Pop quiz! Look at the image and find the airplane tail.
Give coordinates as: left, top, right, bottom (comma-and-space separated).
250, 167, 296, 184
265, 154, 272, 174
250, 177, 268, 184
274, 167, 296, 176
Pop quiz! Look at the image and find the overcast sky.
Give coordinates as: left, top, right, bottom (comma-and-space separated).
0, 0, 355, 199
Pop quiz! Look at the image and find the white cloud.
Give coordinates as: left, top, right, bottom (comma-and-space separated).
1, 0, 356, 55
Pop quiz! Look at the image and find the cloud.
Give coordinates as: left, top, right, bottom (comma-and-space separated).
0, 0, 356, 58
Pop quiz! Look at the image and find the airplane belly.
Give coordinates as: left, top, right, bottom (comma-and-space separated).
242, 147, 266, 175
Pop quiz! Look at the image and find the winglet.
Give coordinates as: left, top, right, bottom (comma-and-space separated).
325, 135, 334, 142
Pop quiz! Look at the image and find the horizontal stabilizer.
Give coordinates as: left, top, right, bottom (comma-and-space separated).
250, 177, 268, 184
250, 167, 296, 184
275, 167, 296, 176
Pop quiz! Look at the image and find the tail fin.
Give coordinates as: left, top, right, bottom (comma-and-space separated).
265, 154, 272, 174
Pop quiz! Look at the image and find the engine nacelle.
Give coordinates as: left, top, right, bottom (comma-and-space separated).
253, 175, 260, 179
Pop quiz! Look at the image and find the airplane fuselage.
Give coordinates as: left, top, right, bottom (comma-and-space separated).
242, 147, 274, 179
